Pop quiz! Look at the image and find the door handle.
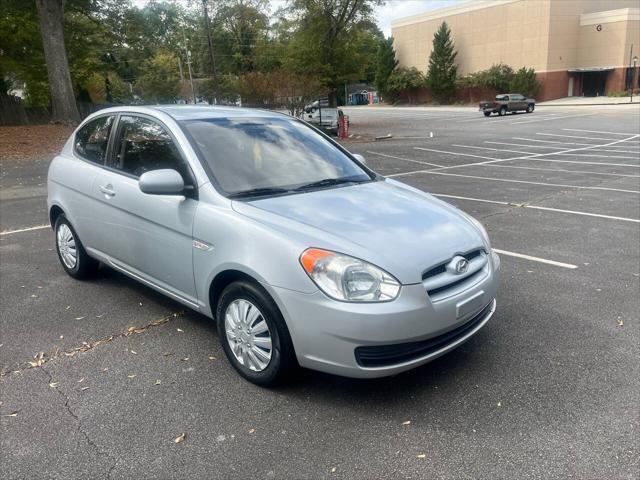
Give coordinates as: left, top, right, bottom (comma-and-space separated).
99, 185, 116, 197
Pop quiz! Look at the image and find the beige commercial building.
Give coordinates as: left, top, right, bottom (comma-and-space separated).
391, 0, 640, 100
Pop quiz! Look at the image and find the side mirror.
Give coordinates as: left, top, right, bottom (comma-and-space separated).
352, 153, 367, 166
139, 169, 185, 195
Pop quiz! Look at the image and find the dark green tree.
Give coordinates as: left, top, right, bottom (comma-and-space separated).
425, 21, 458, 103
374, 37, 398, 98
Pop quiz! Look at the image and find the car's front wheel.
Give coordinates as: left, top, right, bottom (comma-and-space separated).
526, 104, 535, 113
499, 106, 507, 116
217, 281, 297, 387
54, 214, 99, 279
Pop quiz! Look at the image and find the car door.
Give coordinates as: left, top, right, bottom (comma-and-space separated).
90, 114, 199, 308
513, 94, 526, 111
64, 114, 116, 250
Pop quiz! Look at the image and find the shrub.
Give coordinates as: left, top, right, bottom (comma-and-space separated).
386, 67, 425, 104
510, 67, 540, 97
458, 63, 513, 92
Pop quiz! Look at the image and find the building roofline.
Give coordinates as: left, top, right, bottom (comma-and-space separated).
391, 0, 521, 29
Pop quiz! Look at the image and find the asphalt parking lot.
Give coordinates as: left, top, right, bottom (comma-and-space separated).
1, 104, 639, 479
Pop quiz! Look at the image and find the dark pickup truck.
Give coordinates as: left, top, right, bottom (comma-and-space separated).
479, 94, 535, 116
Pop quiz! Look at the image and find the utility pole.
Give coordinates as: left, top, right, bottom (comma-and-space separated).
182, 29, 196, 104
202, 0, 217, 104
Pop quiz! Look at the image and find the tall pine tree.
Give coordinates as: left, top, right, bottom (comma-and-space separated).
426, 22, 458, 103
374, 37, 398, 99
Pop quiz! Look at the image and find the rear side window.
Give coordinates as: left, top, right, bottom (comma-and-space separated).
112, 115, 190, 181
74, 115, 115, 164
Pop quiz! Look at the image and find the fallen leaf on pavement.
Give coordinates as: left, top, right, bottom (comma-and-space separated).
127, 374, 136, 379
163, 352, 174, 357
617, 319, 624, 326
176, 328, 184, 332
417, 454, 426, 459
77, 378, 85, 383
48, 382, 59, 388
497, 401, 502, 407
174, 433, 186, 443
130, 350, 137, 355
155, 380, 161, 385
208, 356, 216, 360
75, 316, 86, 320
402, 420, 411, 425
80, 386, 90, 391
102, 368, 109, 372
331, 467, 337, 473
181, 357, 189, 361
3, 410, 20, 417
248, 428, 255, 433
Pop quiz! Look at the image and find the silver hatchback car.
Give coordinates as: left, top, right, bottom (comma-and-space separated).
48, 106, 500, 386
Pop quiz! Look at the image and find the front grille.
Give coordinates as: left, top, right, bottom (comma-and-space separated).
354, 301, 493, 368
422, 249, 482, 281
427, 268, 484, 296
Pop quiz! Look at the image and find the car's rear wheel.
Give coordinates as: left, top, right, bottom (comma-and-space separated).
217, 281, 297, 387
54, 214, 98, 279
483, 111, 491, 117
499, 106, 507, 116
526, 104, 534, 113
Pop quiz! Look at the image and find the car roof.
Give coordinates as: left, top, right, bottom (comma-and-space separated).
87, 105, 290, 122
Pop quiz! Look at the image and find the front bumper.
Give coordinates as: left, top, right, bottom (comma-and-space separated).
272, 250, 501, 378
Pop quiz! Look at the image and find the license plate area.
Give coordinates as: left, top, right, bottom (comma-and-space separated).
456, 290, 485, 319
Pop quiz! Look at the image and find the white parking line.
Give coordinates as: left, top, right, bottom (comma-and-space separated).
365, 151, 444, 168
0, 225, 49, 236
537, 133, 640, 142
481, 163, 640, 178
432, 194, 640, 223
485, 141, 566, 150
510, 113, 595, 125
454, 144, 639, 160
512, 137, 639, 153
486, 141, 640, 154
513, 137, 592, 146
413, 146, 498, 161
563, 128, 639, 136
394, 171, 640, 194
412, 133, 640, 172
492, 249, 578, 269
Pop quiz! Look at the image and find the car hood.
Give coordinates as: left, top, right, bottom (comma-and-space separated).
232, 179, 486, 284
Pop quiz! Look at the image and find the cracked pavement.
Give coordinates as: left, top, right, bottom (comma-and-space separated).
1, 106, 639, 479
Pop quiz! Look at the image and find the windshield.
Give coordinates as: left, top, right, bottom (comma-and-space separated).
181, 116, 371, 197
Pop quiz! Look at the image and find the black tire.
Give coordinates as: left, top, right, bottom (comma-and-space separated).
54, 214, 99, 279
483, 111, 491, 117
499, 106, 507, 116
526, 103, 534, 113
216, 281, 297, 387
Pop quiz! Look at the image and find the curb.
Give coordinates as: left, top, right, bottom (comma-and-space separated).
537, 102, 639, 107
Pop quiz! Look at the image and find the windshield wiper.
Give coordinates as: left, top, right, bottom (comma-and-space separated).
294, 177, 364, 192
227, 187, 292, 199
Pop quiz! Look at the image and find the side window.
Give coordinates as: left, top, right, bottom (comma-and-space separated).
74, 115, 115, 164
112, 116, 191, 182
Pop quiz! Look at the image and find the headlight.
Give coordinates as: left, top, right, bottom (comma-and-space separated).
460, 210, 491, 249
300, 248, 400, 302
